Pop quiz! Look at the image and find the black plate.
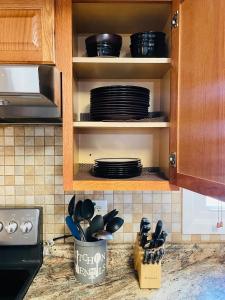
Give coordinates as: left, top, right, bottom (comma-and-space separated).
91, 103, 149, 109
91, 108, 148, 113
91, 96, 149, 101
91, 92, 149, 99
92, 169, 142, 179
91, 85, 149, 93
94, 158, 141, 164
90, 114, 147, 120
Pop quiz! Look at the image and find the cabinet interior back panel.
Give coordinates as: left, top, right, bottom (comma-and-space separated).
77, 128, 160, 167
73, 3, 171, 33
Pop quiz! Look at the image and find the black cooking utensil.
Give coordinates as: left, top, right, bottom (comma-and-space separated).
103, 209, 118, 225
88, 215, 104, 236
68, 195, 75, 216
106, 217, 124, 233
81, 199, 95, 222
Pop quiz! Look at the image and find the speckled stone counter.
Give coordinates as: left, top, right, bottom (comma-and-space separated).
25, 243, 225, 300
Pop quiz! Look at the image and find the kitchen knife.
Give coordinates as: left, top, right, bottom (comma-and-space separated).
140, 218, 149, 231
143, 249, 149, 264
65, 215, 81, 240
148, 250, 153, 264
160, 230, 168, 242
153, 220, 163, 243
140, 232, 148, 248
154, 238, 165, 248
140, 224, 151, 236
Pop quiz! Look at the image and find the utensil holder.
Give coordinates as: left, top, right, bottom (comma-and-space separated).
134, 233, 161, 289
74, 239, 107, 284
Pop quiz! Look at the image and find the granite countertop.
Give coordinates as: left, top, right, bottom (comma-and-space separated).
25, 243, 225, 300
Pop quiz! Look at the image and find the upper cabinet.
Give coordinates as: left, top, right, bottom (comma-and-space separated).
0, 0, 55, 63
59, 0, 225, 199
171, 0, 225, 200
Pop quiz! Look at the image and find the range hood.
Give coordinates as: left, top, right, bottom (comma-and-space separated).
0, 65, 62, 123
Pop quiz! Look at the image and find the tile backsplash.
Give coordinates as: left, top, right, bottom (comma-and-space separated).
0, 126, 223, 243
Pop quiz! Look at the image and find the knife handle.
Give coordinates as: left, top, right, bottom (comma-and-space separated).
154, 220, 163, 241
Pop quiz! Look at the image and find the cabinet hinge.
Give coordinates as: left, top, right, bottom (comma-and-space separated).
171, 11, 179, 28
169, 152, 177, 167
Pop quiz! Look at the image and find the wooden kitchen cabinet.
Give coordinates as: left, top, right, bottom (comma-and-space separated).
60, 0, 225, 199
0, 0, 54, 63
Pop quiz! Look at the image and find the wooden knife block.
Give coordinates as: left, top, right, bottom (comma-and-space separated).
134, 233, 161, 289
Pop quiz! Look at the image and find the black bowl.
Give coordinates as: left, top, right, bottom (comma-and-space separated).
85, 34, 122, 57
130, 44, 167, 58
130, 31, 166, 42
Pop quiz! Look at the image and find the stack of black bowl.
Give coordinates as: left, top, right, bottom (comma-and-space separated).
130, 31, 167, 58
85, 34, 122, 57
92, 158, 142, 179
90, 85, 150, 121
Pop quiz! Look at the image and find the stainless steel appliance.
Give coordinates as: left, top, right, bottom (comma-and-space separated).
0, 65, 61, 123
0, 207, 43, 300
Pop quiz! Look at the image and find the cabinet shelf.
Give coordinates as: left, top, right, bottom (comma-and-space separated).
73, 57, 171, 79
73, 121, 169, 128
73, 168, 178, 191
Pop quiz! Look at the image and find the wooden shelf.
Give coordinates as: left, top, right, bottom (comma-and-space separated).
73, 121, 170, 128
73, 168, 178, 191
73, 57, 171, 79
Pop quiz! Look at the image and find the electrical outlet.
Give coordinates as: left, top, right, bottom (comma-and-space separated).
94, 200, 107, 216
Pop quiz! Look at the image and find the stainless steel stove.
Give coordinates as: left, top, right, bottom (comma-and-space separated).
0, 207, 43, 300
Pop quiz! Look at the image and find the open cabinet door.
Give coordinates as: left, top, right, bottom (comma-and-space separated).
170, 0, 225, 200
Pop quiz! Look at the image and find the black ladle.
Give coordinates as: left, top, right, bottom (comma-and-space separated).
88, 215, 104, 236
106, 217, 124, 233
103, 209, 118, 225
74, 200, 86, 241
81, 199, 95, 223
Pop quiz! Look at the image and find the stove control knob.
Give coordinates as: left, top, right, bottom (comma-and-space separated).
20, 221, 33, 234
0, 222, 3, 232
6, 221, 18, 234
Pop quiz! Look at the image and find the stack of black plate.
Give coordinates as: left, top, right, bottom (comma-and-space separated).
92, 158, 142, 179
130, 31, 167, 57
90, 85, 150, 121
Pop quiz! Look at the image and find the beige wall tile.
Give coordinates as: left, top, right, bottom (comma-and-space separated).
25, 166, 35, 176
5, 146, 14, 156
25, 137, 34, 146
25, 147, 35, 155
15, 137, 24, 146
15, 127, 25, 136
5, 156, 14, 166
15, 146, 24, 156
25, 127, 34, 136
35, 137, 44, 146
5, 176, 14, 185
5, 166, 14, 176
4, 127, 14, 136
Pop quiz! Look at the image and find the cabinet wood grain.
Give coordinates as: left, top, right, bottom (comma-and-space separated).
0, 0, 54, 63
